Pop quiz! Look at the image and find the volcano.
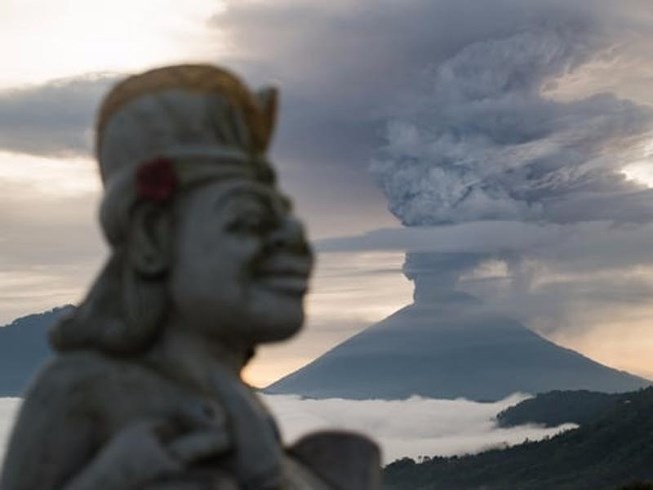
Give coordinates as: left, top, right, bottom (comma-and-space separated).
266, 254, 650, 401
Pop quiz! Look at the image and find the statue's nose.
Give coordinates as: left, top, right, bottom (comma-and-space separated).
266, 217, 311, 256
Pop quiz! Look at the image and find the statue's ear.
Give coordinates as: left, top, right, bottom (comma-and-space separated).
128, 202, 172, 278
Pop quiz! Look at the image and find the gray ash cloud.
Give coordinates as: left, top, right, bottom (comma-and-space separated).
371, 19, 653, 226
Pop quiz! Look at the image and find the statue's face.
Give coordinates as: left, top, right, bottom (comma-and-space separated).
169, 179, 313, 345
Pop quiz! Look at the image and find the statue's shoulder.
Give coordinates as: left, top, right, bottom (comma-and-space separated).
27, 350, 167, 399
25, 351, 194, 430
23, 351, 122, 404
1, 353, 123, 490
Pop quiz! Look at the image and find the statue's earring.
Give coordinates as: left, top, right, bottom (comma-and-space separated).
140, 251, 165, 275
128, 202, 171, 278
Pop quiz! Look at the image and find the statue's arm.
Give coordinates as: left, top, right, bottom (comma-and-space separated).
0, 375, 185, 490
64, 422, 238, 490
60, 421, 185, 490
0, 378, 100, 490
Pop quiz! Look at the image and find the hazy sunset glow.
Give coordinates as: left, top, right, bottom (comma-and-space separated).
0, 0, 225, 88
0, 152, 98, 195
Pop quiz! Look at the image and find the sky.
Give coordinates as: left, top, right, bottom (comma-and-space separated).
2, 0, 653, 388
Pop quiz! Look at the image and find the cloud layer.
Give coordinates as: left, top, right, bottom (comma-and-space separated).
262, 394, 574, 464
313, 220, 653, 378
0, 76, 116, 157
0, 395, 573, 467
0, 152, 104, 324
0, 399, 20, 466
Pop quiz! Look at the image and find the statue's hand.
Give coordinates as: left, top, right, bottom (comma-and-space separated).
167, 429, 230, 464
166, 400, 231, 464
67, 401, 234, 490
141, 471, 239, 490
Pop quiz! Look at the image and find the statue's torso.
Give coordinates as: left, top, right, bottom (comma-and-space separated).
4, 351, 341, 489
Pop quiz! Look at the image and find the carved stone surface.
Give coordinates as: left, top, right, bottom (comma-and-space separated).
0, 65, 380, 490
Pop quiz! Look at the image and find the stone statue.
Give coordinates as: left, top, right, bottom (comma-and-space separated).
0, 65, 380, 490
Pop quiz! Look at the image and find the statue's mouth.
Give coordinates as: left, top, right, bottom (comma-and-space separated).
256, 257, 312, 296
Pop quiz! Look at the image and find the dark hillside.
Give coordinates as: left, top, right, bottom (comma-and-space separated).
497, 390, 622, 428
384, 387, 653, 490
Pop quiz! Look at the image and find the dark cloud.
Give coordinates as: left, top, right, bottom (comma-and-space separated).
0, 75, 117, 157
317, 221, 653, 273
314, 220, 653, 343
211, 0, 653, 232
480, 272, 653, 337
216, 0, 551, 188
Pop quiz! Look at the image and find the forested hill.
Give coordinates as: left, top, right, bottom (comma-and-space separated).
384, 387, 653, 490
496, 390, 623, 428
0, 306, 73, 396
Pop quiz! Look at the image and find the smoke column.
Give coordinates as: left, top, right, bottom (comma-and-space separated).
370, 14, 653, 298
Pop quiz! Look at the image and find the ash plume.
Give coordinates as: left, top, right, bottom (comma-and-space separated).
371, 19, 653, 227
364, 5, 653, 315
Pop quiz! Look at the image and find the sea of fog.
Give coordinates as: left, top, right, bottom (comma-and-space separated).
0, 395, 574, 465
0, 398, 20, 466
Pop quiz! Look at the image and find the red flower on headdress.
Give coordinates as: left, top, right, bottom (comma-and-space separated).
136, 157, 178, 202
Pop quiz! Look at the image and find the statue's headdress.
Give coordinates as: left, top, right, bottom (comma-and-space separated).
97, 64, 278, 245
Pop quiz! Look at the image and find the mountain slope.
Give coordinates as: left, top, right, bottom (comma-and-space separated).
0, 306, 73, 396
384, 387, 653, 490
267, 293, 649, 400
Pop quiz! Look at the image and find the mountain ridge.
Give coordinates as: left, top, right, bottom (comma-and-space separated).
0, 306, 74, 396
496, 390, 623, 428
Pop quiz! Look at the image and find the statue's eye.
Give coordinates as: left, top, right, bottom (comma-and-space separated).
227, 213, 272, 235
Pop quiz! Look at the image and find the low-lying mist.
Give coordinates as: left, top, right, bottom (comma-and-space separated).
263, 394, 573, 463
0, 395, 574, 466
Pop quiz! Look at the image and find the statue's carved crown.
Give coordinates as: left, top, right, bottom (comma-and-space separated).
95, 64, 280, 245
97, 64, 277, 157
